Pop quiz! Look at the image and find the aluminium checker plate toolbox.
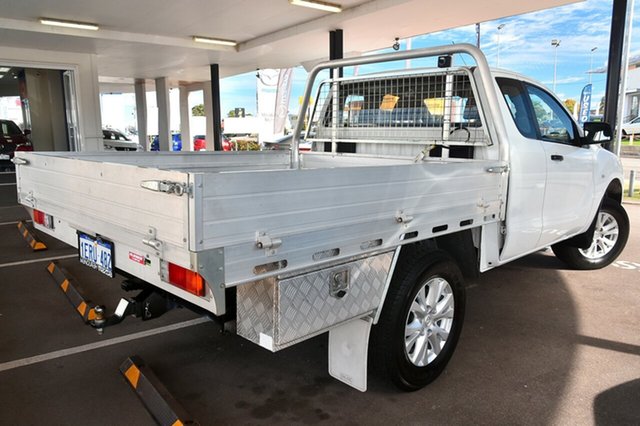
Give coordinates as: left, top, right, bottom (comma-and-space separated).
237, 251, 394, 351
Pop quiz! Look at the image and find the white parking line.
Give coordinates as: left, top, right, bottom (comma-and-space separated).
0, 317, 211, 373
0, 254, 77, 269
0, 183, 16, 186
0, 172, 15, 175
0, 219, 31, 226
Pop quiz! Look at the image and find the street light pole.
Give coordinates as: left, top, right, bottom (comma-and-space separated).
551, 39, 561, 93
496, 24, 505, 68
589, 46, 598, 85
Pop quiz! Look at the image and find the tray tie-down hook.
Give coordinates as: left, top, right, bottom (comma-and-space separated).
142, 226, 163, 253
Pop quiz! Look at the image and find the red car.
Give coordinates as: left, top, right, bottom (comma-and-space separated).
0, 119, 33, 161
193, 134, 231, 151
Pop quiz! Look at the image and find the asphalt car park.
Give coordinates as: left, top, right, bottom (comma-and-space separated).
0, 170, 639, 425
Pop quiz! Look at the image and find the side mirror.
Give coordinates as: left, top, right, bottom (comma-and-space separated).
23, 129, 31, 136
581, 121, 612, 145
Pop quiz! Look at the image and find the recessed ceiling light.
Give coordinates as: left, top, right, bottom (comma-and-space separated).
39, 18, 99, 31
289, 0, 342, 13
0, 67, 10, 73
192, 36, 237, 47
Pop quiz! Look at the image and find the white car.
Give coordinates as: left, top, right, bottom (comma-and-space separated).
621, 116, 640, 136
102, 129, 142, 151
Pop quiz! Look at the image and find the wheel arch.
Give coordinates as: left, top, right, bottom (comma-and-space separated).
395, 230, 478, 280
604, 178, 623, 205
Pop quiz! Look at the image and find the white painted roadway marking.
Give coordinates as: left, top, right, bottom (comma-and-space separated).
0, 254, 77, 269
0, 183, 16, 186
612, 260, 640, 271
0, 317, 211, 373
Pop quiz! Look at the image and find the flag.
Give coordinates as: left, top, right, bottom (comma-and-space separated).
274, 68, 293, 136
579, 84, 592, 124
257, 69, 279, 143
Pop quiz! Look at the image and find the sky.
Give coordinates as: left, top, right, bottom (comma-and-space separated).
217, 0, 640, 117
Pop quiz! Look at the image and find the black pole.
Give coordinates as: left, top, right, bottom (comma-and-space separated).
210, 64, 222, 151
603, 0, 627, 141
328, 29, 352, 153
329, 29, 343, 77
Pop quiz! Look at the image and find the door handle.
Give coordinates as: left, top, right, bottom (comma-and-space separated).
550, 154, 564, 161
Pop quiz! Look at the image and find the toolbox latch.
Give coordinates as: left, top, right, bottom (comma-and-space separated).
331, 269, 350, 299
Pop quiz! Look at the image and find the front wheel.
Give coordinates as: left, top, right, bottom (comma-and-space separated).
371, 249, 466, 391
552, 199, 629, 270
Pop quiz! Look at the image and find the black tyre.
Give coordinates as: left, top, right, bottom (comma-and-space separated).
372, 249, 466, 391
552, 199, 629, 270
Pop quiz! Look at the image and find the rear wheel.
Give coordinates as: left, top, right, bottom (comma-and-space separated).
372, 249, 466, 391
552, 199, 629, 270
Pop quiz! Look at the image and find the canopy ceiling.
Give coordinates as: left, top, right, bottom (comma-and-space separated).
0, 0, 581, 82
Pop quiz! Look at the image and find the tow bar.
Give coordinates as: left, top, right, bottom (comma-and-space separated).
46, 261, 177, 334
91, 288, 177, 334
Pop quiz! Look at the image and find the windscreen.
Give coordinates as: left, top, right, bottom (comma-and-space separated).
1, 121, 22, 137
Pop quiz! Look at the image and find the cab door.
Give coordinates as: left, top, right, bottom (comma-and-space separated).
523, 84, 595, 247
496, 78, 547, 261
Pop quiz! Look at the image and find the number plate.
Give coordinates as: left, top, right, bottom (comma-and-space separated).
78, 233, 114, 277
0, 154, 10, 160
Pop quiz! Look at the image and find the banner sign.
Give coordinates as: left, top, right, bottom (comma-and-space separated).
257, 69, 279, 144
274, 68, 293, 136
579, 84, 592, 124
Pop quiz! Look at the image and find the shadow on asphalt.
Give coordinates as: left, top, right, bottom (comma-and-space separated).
594, 379, 640, 425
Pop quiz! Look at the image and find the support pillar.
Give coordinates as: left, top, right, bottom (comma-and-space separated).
603, 0, 631, 153
329, 29, 344, 78
203, 81, 214, 151
155, 77, 171, 151
134, 79, 147, 151
179, 86, 191, 151
328, 29, 354, 153
209, 64, 222, 151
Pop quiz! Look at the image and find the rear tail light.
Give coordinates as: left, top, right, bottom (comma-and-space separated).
33, 209, 54, 229
167, 262, 205, 297
15, 143, 33, 152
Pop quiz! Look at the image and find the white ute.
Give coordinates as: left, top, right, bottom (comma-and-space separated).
14, 44, 629, 392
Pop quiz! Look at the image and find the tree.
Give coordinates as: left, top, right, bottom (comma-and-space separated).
598, 96, 606, 115
563, 99, 576, 113
531, 100, 549, 122
191, 104, 205, 116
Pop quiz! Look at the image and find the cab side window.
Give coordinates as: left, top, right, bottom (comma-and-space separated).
525, 85, 575, 144
496, 78, 537, 139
